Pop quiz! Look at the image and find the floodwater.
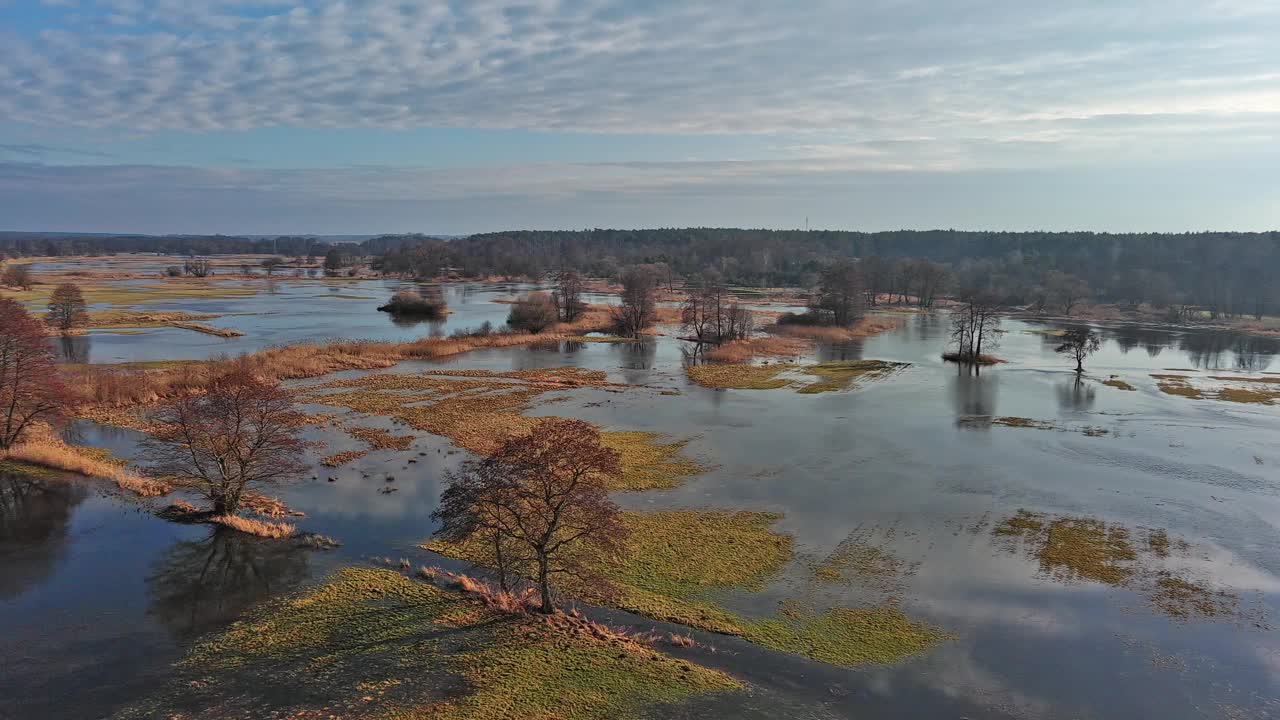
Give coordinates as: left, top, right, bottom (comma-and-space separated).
3, 276, 1280, 719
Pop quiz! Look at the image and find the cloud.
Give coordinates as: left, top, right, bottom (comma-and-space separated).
0, 142, 116, 159
0, 0, 1276, 155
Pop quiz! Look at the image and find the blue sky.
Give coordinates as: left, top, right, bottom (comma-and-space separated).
1, 0, 1277, 235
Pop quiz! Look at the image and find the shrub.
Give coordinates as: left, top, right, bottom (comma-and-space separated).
506, 292, 558, 334
377, 289, 448, 318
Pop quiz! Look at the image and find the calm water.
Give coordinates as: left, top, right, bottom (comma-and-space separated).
4, 280, 1279, 719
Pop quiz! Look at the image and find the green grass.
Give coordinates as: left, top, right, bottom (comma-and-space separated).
426, 511, 948, 667
116, 568, 738, 720
602, 432, 707, 491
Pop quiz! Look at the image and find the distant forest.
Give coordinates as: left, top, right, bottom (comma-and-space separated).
378, 229, 1280, 320
4, 228, 1279, 318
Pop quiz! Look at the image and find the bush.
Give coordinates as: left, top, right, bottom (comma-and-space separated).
777, 310, 828, 326
506, 292, 558, 334
377, 289, 448, 318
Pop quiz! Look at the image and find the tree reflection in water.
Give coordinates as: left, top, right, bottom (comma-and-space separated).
1056, 375, 1097, 412
146, 527, 310, 640
0, 471, 88, 599
951, 363, 997, 418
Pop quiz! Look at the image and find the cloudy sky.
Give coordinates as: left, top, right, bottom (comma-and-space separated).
1, 0, 1277, 234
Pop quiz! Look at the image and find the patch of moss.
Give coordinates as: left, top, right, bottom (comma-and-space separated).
686, 364, 790, 390
117, 568, 738, 720
1149, 573, 1238, 622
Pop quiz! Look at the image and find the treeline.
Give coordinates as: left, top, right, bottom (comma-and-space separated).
0, 232, 434, 260
378, 229, 1280, 319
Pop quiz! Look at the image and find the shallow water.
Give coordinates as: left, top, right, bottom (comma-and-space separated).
4, 281, 1280, 719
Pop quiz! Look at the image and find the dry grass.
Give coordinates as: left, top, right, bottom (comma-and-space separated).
1152, 374, 1280, 404
686, 363, 791, 390
345, 426, 415, 451
941, 351, 1005, 365
168, 321, 244, 337
210, 514, 297, 538
1103, 378, 1138, 391
65, 308, 615, 413
705, 335, 809, 363
795, 360, 909, 394
320, 449, 368, 467
0, 429, 170, 497
766, 315, 904, 342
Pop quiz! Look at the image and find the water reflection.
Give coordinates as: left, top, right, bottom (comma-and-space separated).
816, 340, 865, 363
1055, 376, 1097, 412
53, 334, 91, 364
0, 472, 87, 599
146, 527, 310, 639
612, 337, 657, 371
950, 366, 998, 418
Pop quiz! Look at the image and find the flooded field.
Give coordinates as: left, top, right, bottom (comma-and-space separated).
2, 266, 1279, 719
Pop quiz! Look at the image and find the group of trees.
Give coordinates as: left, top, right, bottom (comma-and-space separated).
681, 272, 753, 343
612, 265, 660, 338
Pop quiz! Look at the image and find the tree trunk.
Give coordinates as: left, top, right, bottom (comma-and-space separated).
537, 556, 553, 614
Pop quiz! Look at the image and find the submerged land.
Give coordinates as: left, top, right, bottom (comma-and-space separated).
1, 252, 1279, 720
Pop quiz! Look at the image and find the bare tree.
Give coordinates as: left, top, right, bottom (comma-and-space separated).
431, 419, 625, 613
141, 370, 308, 515
261, 257, 285, 276
46, 283, 88, 334
1055, 328, 1102, 373
0, 299, 73, 449
1048, 272, 1091, 316
948, 290, 1002, 362
810, 260, 865, 326
552, 269, 586, 322
612, 265, 659, 338
184, 259, 212, 278
2, 264, 32, 290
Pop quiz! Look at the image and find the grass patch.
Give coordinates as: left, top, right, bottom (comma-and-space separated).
1103, 378, 1137, 391
168, 321, 243, 337
685, 359, 909, 393
0, 426, 169, 497
813, 536, 913, 591
309, 370, 704, 491
346, 425, 415, 451
117, 567, 738, 719
1152, 374, 1280, 404
209, 514, 297, 539
795, 360, 909, 394
686, 363, 790, 389
992, 510, 1267, 626
320, 449, 368, 467
427, 510, 947, 666
602, 432, 706, 491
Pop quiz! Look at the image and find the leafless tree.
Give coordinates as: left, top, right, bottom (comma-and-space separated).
810, 260, 865, 326
2, 264, 32, 290
1048, 272, 1091, 316
46, 283, 88, 334
612, 265, 659, 338
431, 419, 625, 613
184, 258, 212, 278
141, 370, 307, 515
948, 290, 1002, 362
0, 299, 73, 449
552, 269, 586, 322
1055, 328, 1102, 373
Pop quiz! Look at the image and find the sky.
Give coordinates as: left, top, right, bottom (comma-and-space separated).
0, 0, 1278, 235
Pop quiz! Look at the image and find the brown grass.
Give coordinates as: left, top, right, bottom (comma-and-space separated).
168, 321, 244, 337
1103, 378, 1137, 391
706, 336, 809, 363
766, 315, 904, 342
65, 308, 614, 412
941, 351, 1005, 365
0, 428, 170, 497
320, 449, 368, 467
345, 426, 415, 451
210, 514, 297, 538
